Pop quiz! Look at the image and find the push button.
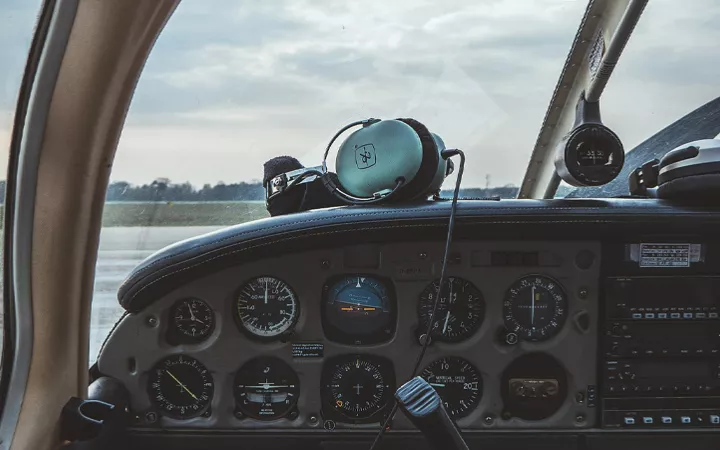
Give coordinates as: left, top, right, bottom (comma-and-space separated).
710, 415, 720, 424
645, 313, 655, 319
632, 313, 642, 319
661, 416, 672, 424
671, 313, 681, 319
684, 313, 694, 319
624, 417, 636, 425
681, 416, 691, 424
643, 417, 654, 424
658, 313, 668, 319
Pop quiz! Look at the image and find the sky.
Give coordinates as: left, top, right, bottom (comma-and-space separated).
1, 0, 720, 188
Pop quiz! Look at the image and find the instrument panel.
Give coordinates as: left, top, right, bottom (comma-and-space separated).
97, 240, 601, 431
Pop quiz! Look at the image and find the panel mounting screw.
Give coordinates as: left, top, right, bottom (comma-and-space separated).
419, 252, 428, 259
578, 288, 589, 300
483, 414, 495, 425
321, 260, 331, 269
575, 392, 585, 404
145, 411, 157, 423
575, 414, 585, 424
234, 410, 244, 420
146, 316, 158, 328
288, 409, 299, 420
309, 414, 319, 424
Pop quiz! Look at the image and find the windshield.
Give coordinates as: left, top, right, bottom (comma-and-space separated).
3, 1, 718, 363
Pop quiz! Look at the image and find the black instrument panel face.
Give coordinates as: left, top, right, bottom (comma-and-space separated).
321, 354, 396, 423
97, 240, 600, 431
417, 277, 485, 343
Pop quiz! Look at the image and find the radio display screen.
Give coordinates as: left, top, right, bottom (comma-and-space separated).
607, 277, 720, 309
635, 361, 709, 378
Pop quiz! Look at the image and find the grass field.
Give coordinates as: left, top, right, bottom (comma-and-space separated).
0, 201, 270, 227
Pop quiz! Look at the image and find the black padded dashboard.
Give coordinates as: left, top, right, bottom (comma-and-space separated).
95, 199, 720, 450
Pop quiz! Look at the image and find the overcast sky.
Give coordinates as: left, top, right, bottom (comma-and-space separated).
1, 0, 719, 188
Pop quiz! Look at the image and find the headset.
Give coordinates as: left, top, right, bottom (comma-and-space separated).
264, 118, 455, 216
629, 136, 720, 201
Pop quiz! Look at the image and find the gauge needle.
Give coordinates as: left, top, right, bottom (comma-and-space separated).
442, 281, 453, 334
531, 285, 536, 326
264, 281, 269, 305
429, 383, 446, 388
166, 370, 198, 400
186, 303, 204, 325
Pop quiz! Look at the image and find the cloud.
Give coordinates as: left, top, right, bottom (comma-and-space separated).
3, 0, 720, 189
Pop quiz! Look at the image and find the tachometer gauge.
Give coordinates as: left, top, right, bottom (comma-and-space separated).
418, 277, 485, 343
168, 298, 214, 343
503, 275, 567, 341
235, 276, 299, 340
321, 355, 395, 423
322, 275, 396, 345
421, 356, 482, 419
148, 355, 213, 420
234, 357, 300, 421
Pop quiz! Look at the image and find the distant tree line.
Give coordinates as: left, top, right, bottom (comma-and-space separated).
104, 179, 521, 201
0, 179, 536, 203
105, 180, 266, 202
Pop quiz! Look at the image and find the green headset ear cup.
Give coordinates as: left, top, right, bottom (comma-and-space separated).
395, 118, 440, 201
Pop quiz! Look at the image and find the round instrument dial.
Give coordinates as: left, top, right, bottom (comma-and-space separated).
148, 355, 214, 420
170, 298, 214, 342
323, 355, 395, 421
234, 357, 299, 421
418, 277, 485, 343
421, 356, 482, 419
235, 276, 299, 340
503, 275, 567, 341
322, 275, 396, 345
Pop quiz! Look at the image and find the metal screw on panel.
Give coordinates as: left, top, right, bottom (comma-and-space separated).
575, 392, 585, 404
419, 252, 428, 260
288, 409, 299, 420
483, 414, 495, 425
321, 260, 331, 270
202, 410, 211, 418
418, 333, 430, 346
578, 288, 589, 300
145, 412, 157, 423
309, 414, 319, 425
146, 316, 158, 328
234, 410, 245, 420
575, 414, 585, 424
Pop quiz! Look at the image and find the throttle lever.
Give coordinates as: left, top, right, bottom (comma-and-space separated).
395, 376, 470, 450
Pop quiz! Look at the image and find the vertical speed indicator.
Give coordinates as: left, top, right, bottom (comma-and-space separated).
235, 276, 299, 340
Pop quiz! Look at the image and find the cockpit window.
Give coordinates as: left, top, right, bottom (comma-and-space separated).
90, 0, 589, 364
0, 0, 44, 364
